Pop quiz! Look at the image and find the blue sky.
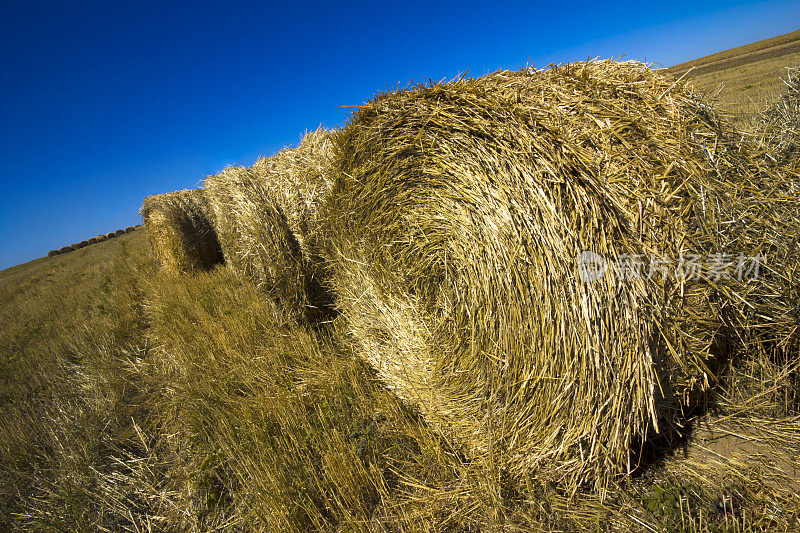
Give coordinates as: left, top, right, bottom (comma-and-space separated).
1, 1, 799, 270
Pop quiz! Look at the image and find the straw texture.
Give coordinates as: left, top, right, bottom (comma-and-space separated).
204, 127, 335, 321
141, 189, 224, 274
318, 59, 790, 490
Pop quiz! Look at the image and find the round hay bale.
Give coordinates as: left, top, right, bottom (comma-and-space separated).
204, 127, 336, 321
114, 229, 125, 237
141, 189, 224, 274
319, 60, 782, 490
70, 243, 81, 249
96, 234, 107, 242
88, 237, 97, 245
79, 240, 89, 248
106, 232, 116, 239
47, 249, 60, 257
124, 226, 136, 233
59, 246, 73, 254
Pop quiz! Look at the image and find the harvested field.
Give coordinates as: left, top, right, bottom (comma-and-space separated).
141, 189, 224, 274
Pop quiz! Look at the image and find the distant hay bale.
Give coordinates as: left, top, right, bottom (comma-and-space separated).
70, 243, 81, 249
319, 60, 789, 490
79, 240, 89, 248
114, 229, 125, 237
106, 232, 116, 239
59, 246, 73, 254
96, 234, 107, 242
141, 188, 224, 273
124, 226, 136, 233
88, 237, 97, 245
204, 127, 336, 321
47, 250, 59, 257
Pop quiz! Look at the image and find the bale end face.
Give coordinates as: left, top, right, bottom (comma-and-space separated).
319, 59, 781, 491
141, 189, 224, 274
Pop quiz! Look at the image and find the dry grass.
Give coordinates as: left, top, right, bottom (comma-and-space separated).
318, 59, 800, 492
204, 127, 335, 322
140, 189, 224, 274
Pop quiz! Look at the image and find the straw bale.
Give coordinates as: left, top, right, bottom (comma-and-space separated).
125, 226, 136, 233
114, 229, 125, 237
59, 246, 73, 254
96, 234, 107, 242
204, 127, 335, 321
141, 189, 224, 273
318, 59, 789, 490
106, 232, 116, 239
47, 250, 59, 257
88, 237, 97, 245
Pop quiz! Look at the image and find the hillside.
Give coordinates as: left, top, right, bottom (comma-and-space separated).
668, 28, 800, 122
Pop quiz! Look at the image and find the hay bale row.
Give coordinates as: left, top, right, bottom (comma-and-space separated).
136, 59, 798, 491
203, 127, 335, 321
48, 227, 136, 257
315, 59, 796, 490
141, 189, 224, 273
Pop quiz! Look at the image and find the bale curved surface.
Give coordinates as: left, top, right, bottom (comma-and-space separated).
47, 250, 59, 257
96, 234, 107, 242
141, 189, 224, 273
204, 127, 335, 321
319, 60, 784, 490
106, 232, 116, 239
114, 229, 125, 237
125, 226, 136, 233
88, 237, 97, 245
59, 246, 73, 254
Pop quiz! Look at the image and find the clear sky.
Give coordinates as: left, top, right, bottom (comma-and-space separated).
1, 1, 799, 270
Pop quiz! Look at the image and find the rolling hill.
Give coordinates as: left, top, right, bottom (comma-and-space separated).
668, 28, 800, 122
